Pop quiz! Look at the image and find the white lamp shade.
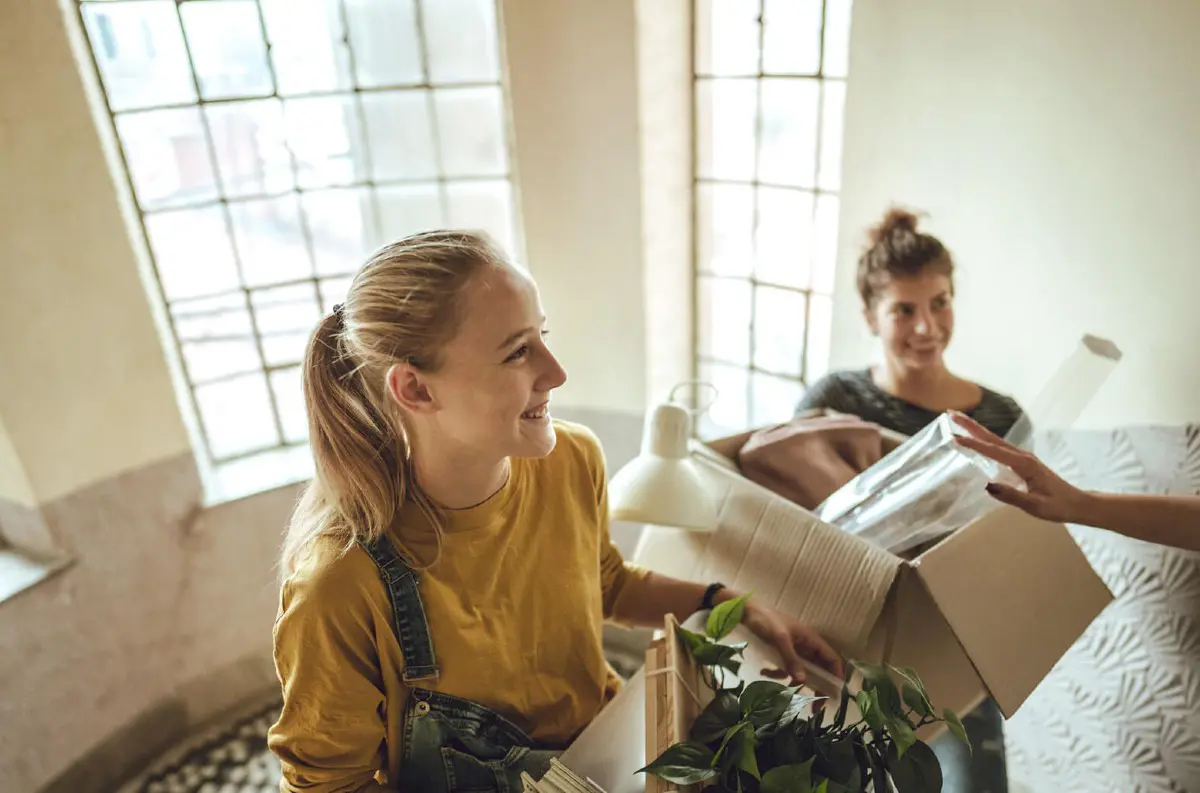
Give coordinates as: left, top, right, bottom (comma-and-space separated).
607, 403, 719, 532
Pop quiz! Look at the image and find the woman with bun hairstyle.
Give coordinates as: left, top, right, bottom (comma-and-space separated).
798, 207, 1023, 439
797, 208, 1023, 793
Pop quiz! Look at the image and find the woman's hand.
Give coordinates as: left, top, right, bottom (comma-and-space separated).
949, 411, 1091, 524
738, 597, 844, 692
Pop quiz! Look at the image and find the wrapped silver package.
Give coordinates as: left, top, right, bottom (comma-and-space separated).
814, 413, 1025, 554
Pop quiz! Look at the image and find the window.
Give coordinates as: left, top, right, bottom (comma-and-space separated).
74, 0, 517, 491
693, 0, 852, 436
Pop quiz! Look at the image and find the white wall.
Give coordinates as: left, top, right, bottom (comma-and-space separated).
503, 0, 649, 416
834, 0, 1200, 428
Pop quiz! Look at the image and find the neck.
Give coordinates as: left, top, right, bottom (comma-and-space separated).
875, 360, 951, 400
410, 439, 510, 510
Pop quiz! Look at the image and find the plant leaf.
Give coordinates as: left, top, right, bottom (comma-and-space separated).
887, 715, 917, 759
855, 689, 885, 733
759, 759, 814, 793
943, 708, 970, 752
636, 741, 717, 785
851, 660, 902, 720
820, 737, 858, 785
762, 722, 803, 767
693, 642, 744, 668
734, 724, 760, 780
740, 680, 787, 710
691, 691, 742, 743
814, 780, 829, 793
891, 667, 932, 708
678, 626, 708, 653
707, 592, 753, 640
901, 682, 932, 719
741, 680, 796, 728
887, 739, 942, 793
780, 693, 827, 726
714, 721, 751, 772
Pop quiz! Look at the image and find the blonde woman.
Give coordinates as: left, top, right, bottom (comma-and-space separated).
267, 231, 843, 793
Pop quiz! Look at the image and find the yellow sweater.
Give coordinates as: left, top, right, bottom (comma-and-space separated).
268, 421, 647, 792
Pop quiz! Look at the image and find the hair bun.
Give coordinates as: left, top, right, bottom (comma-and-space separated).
868, 207, 920, 245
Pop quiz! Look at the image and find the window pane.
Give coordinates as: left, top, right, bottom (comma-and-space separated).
761, 0, 822, 75
344, 0, 423, 87
261, 0, 352, 95
206, 99, 294, 198
435, 87, 508, 177
82, 1, 197, 111
252, 283, 320, 366
753, 285, 806, 377
319, 276, 354, 313
695, 0, 760, 77
445, 180, 516, 256
173, 293, 260, 383
696, 79, 758, 182
145, 207, 241, 300
805, 292, 833, 381
303, 188, 376, 276
751, 372, 804, 427
818, 81, 847, 190
271, 366, 309, 444
376, 183, 444, 243
284, 96, 368, 188
196, 372, 280, 458
698, 276, 752, 365
359, 91, 439, 181
758, 78, 819, 187
755, 187, 814, 289
421, 0, 501, 84
812, 193, 840, 294
822, 0, 855, 78
697, 361, 750, 437
697, 183, 753, 278
228, 196, 313, 286
116, 108, 219, 209
179, 0, 273, 100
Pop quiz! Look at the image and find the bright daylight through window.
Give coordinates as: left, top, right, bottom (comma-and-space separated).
693, 0, 852, 436
75, 0, 517, 491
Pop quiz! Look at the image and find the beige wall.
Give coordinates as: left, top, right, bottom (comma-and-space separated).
0, 414, 36, 508
636, 0, 694, 407
833, 0, 1200, 428
0, 0, 191, 504
503, 0, 649, 415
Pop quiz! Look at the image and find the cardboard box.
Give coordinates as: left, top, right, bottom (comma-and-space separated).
632, 436, 1114, 725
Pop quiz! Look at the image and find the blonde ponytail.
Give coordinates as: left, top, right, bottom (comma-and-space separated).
281, 230, 509, 577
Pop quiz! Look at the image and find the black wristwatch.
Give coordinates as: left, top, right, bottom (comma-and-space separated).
700, 582, 726, 612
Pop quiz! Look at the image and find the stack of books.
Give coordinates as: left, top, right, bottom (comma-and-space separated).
521, 758, 609, 793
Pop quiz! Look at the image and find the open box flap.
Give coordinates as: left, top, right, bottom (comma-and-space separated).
914, 506, 1114, 716
690, 447, 902, 653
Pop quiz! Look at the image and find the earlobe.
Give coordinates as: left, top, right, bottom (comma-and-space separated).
386, 363, 435, 413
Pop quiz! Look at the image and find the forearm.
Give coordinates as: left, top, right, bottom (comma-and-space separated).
611, 571, 738, 628
1077, 492, 1200, 552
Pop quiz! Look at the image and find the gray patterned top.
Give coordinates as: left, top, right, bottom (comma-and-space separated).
796, 368, 1024, 439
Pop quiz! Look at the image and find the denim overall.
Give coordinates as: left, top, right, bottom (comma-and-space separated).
361, 536, 561, 792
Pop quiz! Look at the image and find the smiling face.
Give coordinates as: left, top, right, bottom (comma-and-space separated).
389, 263, 568, 463
864, 270, 955, 374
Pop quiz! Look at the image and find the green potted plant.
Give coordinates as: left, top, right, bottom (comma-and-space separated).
638, 595, 970, 793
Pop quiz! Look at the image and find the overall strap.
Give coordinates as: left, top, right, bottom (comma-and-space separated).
360, 536, 440, 682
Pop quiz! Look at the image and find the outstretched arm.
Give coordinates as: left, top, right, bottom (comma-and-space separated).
951, 412, 1200, 553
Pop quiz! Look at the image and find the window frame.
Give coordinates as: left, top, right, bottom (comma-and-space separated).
691, 0, 851, 435
71, 0, 520, 495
